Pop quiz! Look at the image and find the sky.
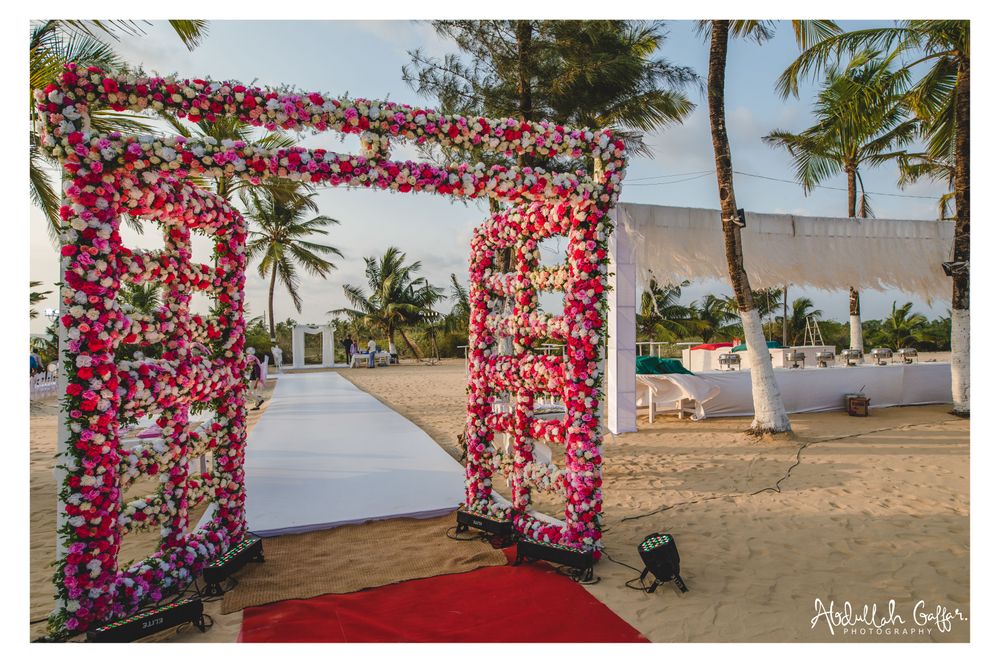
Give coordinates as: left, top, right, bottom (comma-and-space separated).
28, 19, 952, 335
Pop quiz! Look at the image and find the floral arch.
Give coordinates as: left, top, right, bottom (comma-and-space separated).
35, 64, 627, 635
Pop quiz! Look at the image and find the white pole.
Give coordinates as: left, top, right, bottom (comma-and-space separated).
322, 326, 336, 367
54, 210, 70, 618
607, 207, 637, 434
291, 326, 305, 369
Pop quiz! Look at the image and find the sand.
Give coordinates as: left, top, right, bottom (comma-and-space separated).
337, 359, 970, 643
30, 359, 969, 642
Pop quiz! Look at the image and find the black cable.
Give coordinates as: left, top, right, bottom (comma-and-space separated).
602, 550, 642, 575
602, 550, 650, 592
446, 525, 488, 541
748, 440, 813, 497
554, 565, 600, 585
625, 575, 652, 592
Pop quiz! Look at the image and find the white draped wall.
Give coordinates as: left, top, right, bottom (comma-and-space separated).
618, 203, 953, 302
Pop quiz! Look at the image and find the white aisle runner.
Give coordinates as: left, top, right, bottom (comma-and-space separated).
244, 371, 465, 537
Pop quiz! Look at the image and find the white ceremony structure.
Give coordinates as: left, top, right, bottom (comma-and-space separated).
606, 203, 955, 434
291, 323, 336, 369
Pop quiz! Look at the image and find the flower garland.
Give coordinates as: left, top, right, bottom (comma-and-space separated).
35, 64, 625, 633
35, 64, 626, 206
465, 197, 616, 556
47, 166, 248, 635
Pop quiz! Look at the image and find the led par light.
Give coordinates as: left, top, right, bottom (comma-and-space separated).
86, 597, 205, 642
637, 532, 688, 594
456, 508, 514, 541
202, 533, 264, 595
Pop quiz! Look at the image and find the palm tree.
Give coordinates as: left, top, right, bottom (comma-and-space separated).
689, 294, 739, 343
442, 273, 471, 334
29, 20, 208, 234
701, 19, 839, 433
245, 189, 344, 340
118, 282, 161, 315
914, 312, 951, 350
765, 51, 918, 355
777, 20, 970, 414
872, 301, 928, 350
776, 297, 823, 346
897, 152, 955, 220
30, 281, 51, 319
545, 21, 698, 160
752, 287, 784, 340
333, 247, 444, 358
637, 279, 696, 342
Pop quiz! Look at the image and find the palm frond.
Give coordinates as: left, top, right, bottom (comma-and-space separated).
167, 20, 209, 51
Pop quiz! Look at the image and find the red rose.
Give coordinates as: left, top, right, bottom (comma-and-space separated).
66, 383, 83, 396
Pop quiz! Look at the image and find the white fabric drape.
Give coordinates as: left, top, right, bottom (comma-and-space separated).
619, 203, 954, 302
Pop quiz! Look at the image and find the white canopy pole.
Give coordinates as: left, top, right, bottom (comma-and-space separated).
607, 207, 637, 434
291, 325, 306, 369
322, 327, 336, 367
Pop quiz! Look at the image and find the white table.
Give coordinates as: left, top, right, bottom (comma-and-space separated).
351, 351, 391, 368
638, 362, 950, 421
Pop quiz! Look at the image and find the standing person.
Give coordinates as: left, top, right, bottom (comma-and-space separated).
367, 338, 377, 368
341, 336, 353, 364
246, 347, 264, 410
271, 344, 283, 373
389, 341, 398, 365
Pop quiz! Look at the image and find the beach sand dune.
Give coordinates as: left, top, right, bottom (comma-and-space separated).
30, 361, 969, 642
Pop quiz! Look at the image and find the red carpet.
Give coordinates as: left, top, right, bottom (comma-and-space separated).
239, 559, 648, 642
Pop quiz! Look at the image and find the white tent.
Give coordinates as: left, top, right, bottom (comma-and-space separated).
606, 203, 955, 434
291, 324, 336, 369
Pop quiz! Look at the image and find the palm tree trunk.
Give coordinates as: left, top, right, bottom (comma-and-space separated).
846, 165, 857, 218
846, 167, 864, 355
781, 285, 788, 346
267, 263, 278, 341
950, 58, 970, 415
707, 20, 790, 433
399, 328, 423, 360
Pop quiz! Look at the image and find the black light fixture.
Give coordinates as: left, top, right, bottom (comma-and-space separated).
202, 533, 264, 596
87, 596, 205, 642
637, 532, 688, 594
724, 208, 747, 228
941, 260, 968, 277
456, 508, 514, 540
515, 538, 596, 582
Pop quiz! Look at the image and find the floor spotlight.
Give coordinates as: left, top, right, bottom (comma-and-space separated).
637, 533, 688, 594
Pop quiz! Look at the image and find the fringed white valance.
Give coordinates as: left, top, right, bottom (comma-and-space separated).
618, 203, 954, 302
